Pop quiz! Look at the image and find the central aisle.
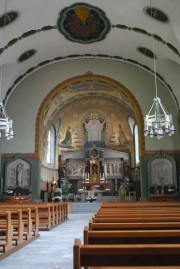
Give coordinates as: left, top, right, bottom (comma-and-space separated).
0, 212, 94, 269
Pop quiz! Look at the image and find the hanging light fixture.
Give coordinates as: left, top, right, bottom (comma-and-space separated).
144, 0, 175, 139
0, 103, 13, 140
0, 0, 14, 140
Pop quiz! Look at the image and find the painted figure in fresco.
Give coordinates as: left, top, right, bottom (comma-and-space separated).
84, 114, 104, 142
16, 163, 23, 187
61, 126, 72, 145
118, 124, 130, 145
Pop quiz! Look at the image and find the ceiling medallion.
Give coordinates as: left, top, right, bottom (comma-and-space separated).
57, 3, 111, 44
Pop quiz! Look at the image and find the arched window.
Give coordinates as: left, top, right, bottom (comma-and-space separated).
134, 124, 139, 166
47, 131, 51, 164
46, 126, 56, 166
128, 117, 139, 166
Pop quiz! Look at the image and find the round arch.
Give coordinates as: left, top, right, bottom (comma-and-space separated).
36, 73, 144, 163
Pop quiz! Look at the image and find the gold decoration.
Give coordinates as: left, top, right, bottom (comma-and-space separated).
74, 6, 90, 24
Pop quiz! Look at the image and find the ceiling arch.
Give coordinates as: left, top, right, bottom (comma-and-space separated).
0, 0, 179, 112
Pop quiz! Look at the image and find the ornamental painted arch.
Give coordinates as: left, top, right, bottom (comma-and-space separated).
36, 72, 144, 166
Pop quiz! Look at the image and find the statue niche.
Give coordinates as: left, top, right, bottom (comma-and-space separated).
90, 160, 100, 182
5, 157, 31, 196
148, 152, 177, 196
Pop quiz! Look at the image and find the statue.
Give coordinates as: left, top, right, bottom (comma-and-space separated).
51, 177, 57, 193
92, 163, 98, 182
16, 163, 23, 187
118, 183, 126, 201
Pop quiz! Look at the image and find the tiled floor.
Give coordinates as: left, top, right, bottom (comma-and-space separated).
0, 212, 94, 269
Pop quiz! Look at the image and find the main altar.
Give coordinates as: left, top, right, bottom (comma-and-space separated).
81, 181, 109, 190
59, 145, 130, 196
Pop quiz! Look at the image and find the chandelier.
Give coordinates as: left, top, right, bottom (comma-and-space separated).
144, 0, 175, 139
0, 102, 13, 140
0, 0, 14, 140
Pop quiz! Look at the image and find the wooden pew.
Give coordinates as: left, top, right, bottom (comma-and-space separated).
97, 206, 180, 212
73, 239, 180, 268
94, 213, 180, 220
82, 266, 180, 269
84, 226, 180, 245
0, 202, 68, 231
0, 209, 26, 246
89, 219, 180, 230
34, 202, 68, 230
0, 207, 39, 238
96, 208, 180, 216
75, 202, 180, 268
0, 211, 13, 253
0, 209, 40, 260
100, 201, 180, 208
83, 267, 180, 269
92, 216, 180, 223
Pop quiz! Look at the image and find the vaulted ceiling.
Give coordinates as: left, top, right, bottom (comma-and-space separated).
0, 0, 180, 111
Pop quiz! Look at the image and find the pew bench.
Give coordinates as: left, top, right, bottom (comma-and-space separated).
0, 208, 40, 250
96, 208, 180, 215
88, 267, 180, 269
0, 209, 27, 247
100, 201, 180, 208
94, 213, 180, 220
92, 216, 180, 223
89, 220, 180, 230
0, 211, 13, 254
96, 208, 180, 214
0, 202, 68, 231
0, 209, 38, 258
73, 239, 180, 268
84, 226, 180, 245
0, 207, 39, 238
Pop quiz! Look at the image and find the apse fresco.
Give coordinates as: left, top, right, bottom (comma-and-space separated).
37, 73, 143, 165
56, 96, 133, 153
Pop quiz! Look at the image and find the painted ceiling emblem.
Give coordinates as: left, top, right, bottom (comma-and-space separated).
57, 3, 111, 44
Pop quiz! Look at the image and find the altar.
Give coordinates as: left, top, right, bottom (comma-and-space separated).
78, 189, 107, 202
59, 146, 130, 195
81, 181, 108, 190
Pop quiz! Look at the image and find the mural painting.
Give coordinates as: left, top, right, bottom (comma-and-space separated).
83, 113, 106, 142
38, 74, 140, 166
